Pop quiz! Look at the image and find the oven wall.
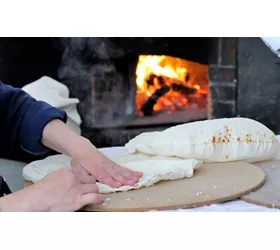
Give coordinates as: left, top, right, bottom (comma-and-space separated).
237, 37, 280, 133
208, 38, 237, 119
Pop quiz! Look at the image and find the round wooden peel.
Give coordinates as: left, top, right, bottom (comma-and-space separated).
23, 161, 265, 212
241, 160, 280, 209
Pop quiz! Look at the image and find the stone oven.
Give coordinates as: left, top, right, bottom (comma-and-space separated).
57, 37, 238, 147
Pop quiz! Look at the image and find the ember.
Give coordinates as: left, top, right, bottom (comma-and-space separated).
135, 55, 208, 116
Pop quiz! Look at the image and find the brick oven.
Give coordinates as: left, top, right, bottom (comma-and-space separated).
57, 38, 238, 147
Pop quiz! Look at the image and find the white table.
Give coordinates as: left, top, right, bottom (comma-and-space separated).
1, 138, 280, 212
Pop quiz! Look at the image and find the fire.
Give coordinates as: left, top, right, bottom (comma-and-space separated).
135, 55, 208, 116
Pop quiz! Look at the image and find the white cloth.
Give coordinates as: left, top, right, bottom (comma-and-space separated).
98, 136, 280, 212
22, 76, 82, 134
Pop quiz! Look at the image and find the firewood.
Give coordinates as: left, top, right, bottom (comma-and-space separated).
146, 74, 156, 86
141, 86, 170, 116
155, 75, 197, 94
171, 83, 197, 95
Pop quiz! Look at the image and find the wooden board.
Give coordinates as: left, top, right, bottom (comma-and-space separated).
24, 161, 265, 212
241, 160, 280, 209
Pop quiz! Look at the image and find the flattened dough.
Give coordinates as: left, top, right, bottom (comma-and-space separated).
125, 117, 279, 163
22, 154, 202, 194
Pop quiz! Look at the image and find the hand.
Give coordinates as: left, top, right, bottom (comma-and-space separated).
71, 139, 143, 188
0, 168, 104, 212
41, 119, 143, 189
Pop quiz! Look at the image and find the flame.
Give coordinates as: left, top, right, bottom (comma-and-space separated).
135, 55, 208, 115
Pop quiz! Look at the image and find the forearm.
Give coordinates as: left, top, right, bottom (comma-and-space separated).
0, 189, 41, 212
41, 119, 99, 158
0, 182, 57, 212
0, 81, 67, 156
0, 193, 27, 212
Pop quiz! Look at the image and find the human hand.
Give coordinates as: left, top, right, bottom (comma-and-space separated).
70, 139, 143, 188
41, 119, 142, 189
0, 168, 104, 212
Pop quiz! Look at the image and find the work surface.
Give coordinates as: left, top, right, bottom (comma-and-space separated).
2, 136, 280, 212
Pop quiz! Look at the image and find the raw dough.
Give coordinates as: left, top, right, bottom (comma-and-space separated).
22, 154, 202, 193
125, 117, 279, 163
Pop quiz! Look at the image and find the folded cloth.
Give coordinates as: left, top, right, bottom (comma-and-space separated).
22, 76, 82, 134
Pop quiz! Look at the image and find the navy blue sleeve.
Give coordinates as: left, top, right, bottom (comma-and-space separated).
0, 81, 67, 156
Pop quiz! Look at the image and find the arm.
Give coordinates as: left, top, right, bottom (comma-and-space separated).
41, 119, 93, 159
41, 119, 142, 187
0, 81, 67, 156
0, 81, 141, 188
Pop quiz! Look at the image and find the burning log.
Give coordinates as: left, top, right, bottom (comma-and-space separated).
171, 83, 197, 95
158, 75, 197, 94
141, 86, 170, 116
140, 74, 199, 116
146, 74, 156, 86
146, 74, 197, 95
157, 76, 166, 86
146, 74, 165, 86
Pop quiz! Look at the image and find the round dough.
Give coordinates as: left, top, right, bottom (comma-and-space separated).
22, 154, 202, 194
